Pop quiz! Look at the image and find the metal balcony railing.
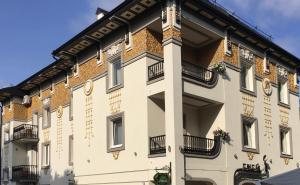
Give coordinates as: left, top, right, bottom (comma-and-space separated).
182, 62, 218, 87
13, 124, 38, 141
12, 165, 38, 182
148, 61, 164, 81
149, 134, 221, 158
149, 135, 166, 155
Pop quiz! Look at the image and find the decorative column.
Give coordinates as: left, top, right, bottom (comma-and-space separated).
162, 0, 184, 185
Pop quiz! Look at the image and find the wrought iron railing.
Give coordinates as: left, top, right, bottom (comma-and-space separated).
148, 61, 164, 81
12, 165, 38, 182
13, 124, 38, 141
149, 134, 221, 158
182, 62, 218, 87
183, 135, 221, 157
149, 135, 166, 155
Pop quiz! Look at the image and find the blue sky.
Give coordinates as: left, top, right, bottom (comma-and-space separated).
0, 0, 299, 87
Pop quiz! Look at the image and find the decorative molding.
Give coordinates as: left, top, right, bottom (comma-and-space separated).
283, 158, 290, 165
247, 152, 255, 160
56, 105, 63, 118
277, 65, 288, 81
112, 151, 120, 160
279, 108, 289, 126
85, 94, 94, 147
56, 111, 63, 158
109, 89, 122, 114
84, 79, 94, 96
263, 95, 273, 145
262, 78, 272, 96
242, 93, 255, 117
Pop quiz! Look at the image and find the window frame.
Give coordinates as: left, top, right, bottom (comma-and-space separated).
42, 142, 51, 168
69, 135, 74, 166
42, 107, 51, 129
240, 60, 256, 96
106, 56, 124, 93
241, 115, 259, 153
107, 112, 125, 152
277, 78, 290, 107
279, 126, 293, 158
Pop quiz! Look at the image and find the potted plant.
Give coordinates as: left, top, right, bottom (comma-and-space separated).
212, 62, 226, 74
213, 128, 230, 142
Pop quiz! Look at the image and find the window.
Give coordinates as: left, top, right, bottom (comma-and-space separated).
107, 113, 125, 152
224, 30, 232, 56
69, 92, 73, 121
112, 60, 122, 87
242, 116, 259, 153
43, 107, 51, 129
73, 62, 79, 76
4, 130, 9, 143
278, 80, 289, 105
69, 135, 74, 165
263, 57, 270, 73
240, 62, 254, 92
294, 73, 299, 87
42, 143, 50, 167
280, 127, 292, 157
96, 45, 103, 65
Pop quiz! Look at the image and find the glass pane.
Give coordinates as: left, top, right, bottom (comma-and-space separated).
113, 118, 122, 146
243, 123, 249, 147
241, 66, 247, 89
112, 61, 121, 86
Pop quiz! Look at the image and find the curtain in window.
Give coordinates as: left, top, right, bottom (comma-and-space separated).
241, 66, 247, 89
113, 119, 122, 146
113, 61, 121, 86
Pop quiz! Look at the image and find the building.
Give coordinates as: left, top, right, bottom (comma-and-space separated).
1, 0, 300, 185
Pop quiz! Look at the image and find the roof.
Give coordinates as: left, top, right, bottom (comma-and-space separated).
1, 0, 299, 102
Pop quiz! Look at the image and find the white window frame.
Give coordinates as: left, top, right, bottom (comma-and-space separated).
42, 142, 51, 168
96, 45, 103, 65
263, 55, 271, 73
224, 30, 232, 56
107, 57, 123, 93
280, 126, 292, 157
278, 79, 289, 105
107, 112, 125, 152
240, 61, 255, 93
69, 135, 74, 166
294, 73, 299, 87
32, 112, 39, 126
42, 107, 51, 129
241, 116, 259, 153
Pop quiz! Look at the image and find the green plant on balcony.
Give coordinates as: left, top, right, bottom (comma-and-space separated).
212, 62, 226, 74
213, 128, 230, 142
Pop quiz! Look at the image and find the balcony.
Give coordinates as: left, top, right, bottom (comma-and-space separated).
13, 124, 38, 144
149, 135, 221, 158
12, 165, 38, 182
182, 62, 218, 88
149, 135, 166, 155
147, 61, 218, 88
148, 61, 164, 81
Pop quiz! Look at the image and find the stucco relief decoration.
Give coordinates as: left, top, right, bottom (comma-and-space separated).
242, 94, 255, 117
43, 97, 51, 108
85, 92, 94, 147
263, 96, 273, 145
277, 66, 288, 81
43, 129, 50, 142
240, 48, 255, 63
56, 107, 63, 158
4, 146, 9, 166
107, 43, 122, 59
112, 151, 120, 160
262, 78, 272, 96
284, 158, 289, 165
247, 152, 255, 160
279, 109, 289, 126
109, 89, 121, 114
84, 79, 93, 96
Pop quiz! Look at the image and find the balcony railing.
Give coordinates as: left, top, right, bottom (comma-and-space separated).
13, 124, 38, 142
148, 61, 164, 81
149, 135, 166, 155
182, 62, 218, 87
12, 165, 38, 182
147, 61, 218, 87
149, 135, 221, 158
183, 135, 221, 157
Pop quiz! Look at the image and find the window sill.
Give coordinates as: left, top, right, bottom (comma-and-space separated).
107, 144, 125, 153
107, 84, 124, 94
281, 153, 293, 159
242, 147, 259, 154
240, 88, 256, 97
41, 165, 50, 169
42, 125, 51, 130
278, 102, 290, 109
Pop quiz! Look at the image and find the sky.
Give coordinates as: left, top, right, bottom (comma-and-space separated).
0, 0, 299, 87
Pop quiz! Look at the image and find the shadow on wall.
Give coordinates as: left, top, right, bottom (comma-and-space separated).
39, 168, 77, 185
